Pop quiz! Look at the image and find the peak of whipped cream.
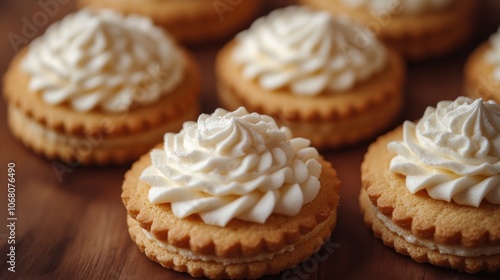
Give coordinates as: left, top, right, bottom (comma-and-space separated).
232, 5, 387, 96
140, 107, 322, 227
486, 26, 500, 82
341, 0, 456, 14
22, 8, 185, 112
388, 97, 500, 207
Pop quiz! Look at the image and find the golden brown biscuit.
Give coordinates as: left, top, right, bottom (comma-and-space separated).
78, 0, 263, 44
122, 151, 340, 279
301, 0, 477, 60
360, 127, 500, 273
464, 42, 500, 103
3, 48, 200, 165
216, 40, 405, 150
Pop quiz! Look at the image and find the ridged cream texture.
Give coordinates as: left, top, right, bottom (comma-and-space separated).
141, 107, 322, 227
486, 26, 500, 82
388, 97, 500, 207
341, 0, 456, 14
22, 8, 184, 112
232, 5, 387, 95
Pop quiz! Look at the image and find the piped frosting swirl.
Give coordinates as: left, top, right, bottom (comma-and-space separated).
388, 97, 500, 207
22, 8, 184, 112
232, 5, 387, 96
141, 107, 322, 227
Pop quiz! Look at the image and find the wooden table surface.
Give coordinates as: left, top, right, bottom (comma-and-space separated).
1, 1, 500, 279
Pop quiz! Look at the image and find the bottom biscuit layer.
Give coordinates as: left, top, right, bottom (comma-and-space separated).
126, 210, 338, 279
7, 104, 198, 165
359, 189, 500, 273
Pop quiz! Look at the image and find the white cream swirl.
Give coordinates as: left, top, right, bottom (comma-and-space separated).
388, 97, 500, 207
140, 107, 322, 227
232, 5, 387, 95
22, 8, 184, 112
341, 0, 456, 14
485, 26, 500, 82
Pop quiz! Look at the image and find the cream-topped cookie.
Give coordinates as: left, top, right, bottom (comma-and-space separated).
216, 5, 405, 149
122, 107, 340, 279
360, 97, 500, 273
3, 9, 200, 165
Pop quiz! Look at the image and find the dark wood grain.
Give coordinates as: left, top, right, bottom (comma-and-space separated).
1, 1, 500, 279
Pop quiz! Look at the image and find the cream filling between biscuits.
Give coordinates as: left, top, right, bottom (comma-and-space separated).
372, 205, 500, 257
141, 218, 331, 265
